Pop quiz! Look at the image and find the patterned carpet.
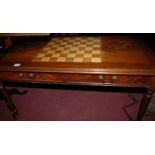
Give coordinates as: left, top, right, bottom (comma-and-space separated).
0, 85, 155, 121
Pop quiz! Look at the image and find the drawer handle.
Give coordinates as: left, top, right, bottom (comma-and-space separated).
29, 73, 34, 78
112, 75, 117, 81
18, 73, 23, 78
99, 75, 104, 80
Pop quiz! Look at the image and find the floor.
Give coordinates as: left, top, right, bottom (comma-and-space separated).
0, 84, 155, 121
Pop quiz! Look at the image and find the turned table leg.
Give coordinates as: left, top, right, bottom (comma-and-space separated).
137, 89, 153, 121
0, 82, 18, 120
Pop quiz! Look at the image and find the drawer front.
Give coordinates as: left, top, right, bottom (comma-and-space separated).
67, 74, 150, 86
0, 72, 66, 83
106, 75, 150, 86
0, 72, 151, 87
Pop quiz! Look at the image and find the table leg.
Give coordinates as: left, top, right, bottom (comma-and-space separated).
137, 89, 153, 121
0, 82, 18, 120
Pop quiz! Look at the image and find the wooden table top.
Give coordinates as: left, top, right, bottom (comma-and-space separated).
0, 36, 155, 75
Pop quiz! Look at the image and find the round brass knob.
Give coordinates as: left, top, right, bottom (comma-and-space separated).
19, 73, 23, 77
29, 73, 34, 78
18, 73, 24, 79
99, 75, 104, 80
112, 75, 117, 81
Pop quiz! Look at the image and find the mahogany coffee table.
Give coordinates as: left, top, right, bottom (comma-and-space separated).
0, 36, 155, 120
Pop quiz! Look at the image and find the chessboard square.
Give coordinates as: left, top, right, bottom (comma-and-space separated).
74, 58, 83, 62
67, 42, 74, 45
86, 38, 91, 42
59, 43, 67, 47
80, 42, 87, 45
66, 58, 74, 62
79, 47, 85, 50
83, 58, 92, 62
83, 38, 88, 41
54, 50, 62, 54
36, 53, 45, 58
92, 50, 101, 54
47, 50, 55, 54
63, 47, 70, 50
68, 54, 76, 58
71, 46, 78, 51
93, 40, 100, 43
92, 44, 100, 47
72, 44, 79, 48
77, 51, 85, 54
93, 47, 101, 50
57, 47, 64, 50
49, 58, 58, 62
80, 38, 87, 42
79, 44, 86, 48
85, 37, 91, 41
93, 44, 100, 47
88, 38, 95, 41
48, 46, 58, 50
45, 54, 53, 57
89, 37, 97, 41
93, 37, 101, 41
85, 50, 92, 54
92, 54, 101, 58
53, 39, 61, 43
59, 54, 68, 57
52, 53, 60, 57
47, 41, 53, 45
92, 58, 102, 62
57, 57, 66, 62
74, 41, 81, 44
72, 40, 78, 43
41, 57, 51, 62
52, 38, 59, 41
60, 41, 66, 45
86, 42, 94, 46
85, 47, 93, 50
84, 54, 93, 58
62, 51, 69, 54
94, 41, 101, 44
69, 50, 77, 54
76, 54, 83, 57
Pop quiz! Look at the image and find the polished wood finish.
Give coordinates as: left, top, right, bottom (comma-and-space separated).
0, 36, 155, 75
0, 35, 155, 120
0, 72, 151, 87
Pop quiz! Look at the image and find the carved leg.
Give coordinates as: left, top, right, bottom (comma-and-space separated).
0, 82, 18, 120
137, 89, 153, 121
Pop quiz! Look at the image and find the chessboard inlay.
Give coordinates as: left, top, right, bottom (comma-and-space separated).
32, 37, 102, 63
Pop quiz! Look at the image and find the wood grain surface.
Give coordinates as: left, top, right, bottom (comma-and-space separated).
1, 35, 155, 120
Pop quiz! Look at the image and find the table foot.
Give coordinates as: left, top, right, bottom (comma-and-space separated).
0, 82, 19, 120
137, 89, 152, 121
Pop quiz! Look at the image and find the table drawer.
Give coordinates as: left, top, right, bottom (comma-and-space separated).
108, 75, 150, 86
0, 72, 66, 83
67, 74, 150, 86
0, 72, 150, 86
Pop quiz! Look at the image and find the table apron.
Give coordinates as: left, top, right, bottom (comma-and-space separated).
0, 72, 151, 88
